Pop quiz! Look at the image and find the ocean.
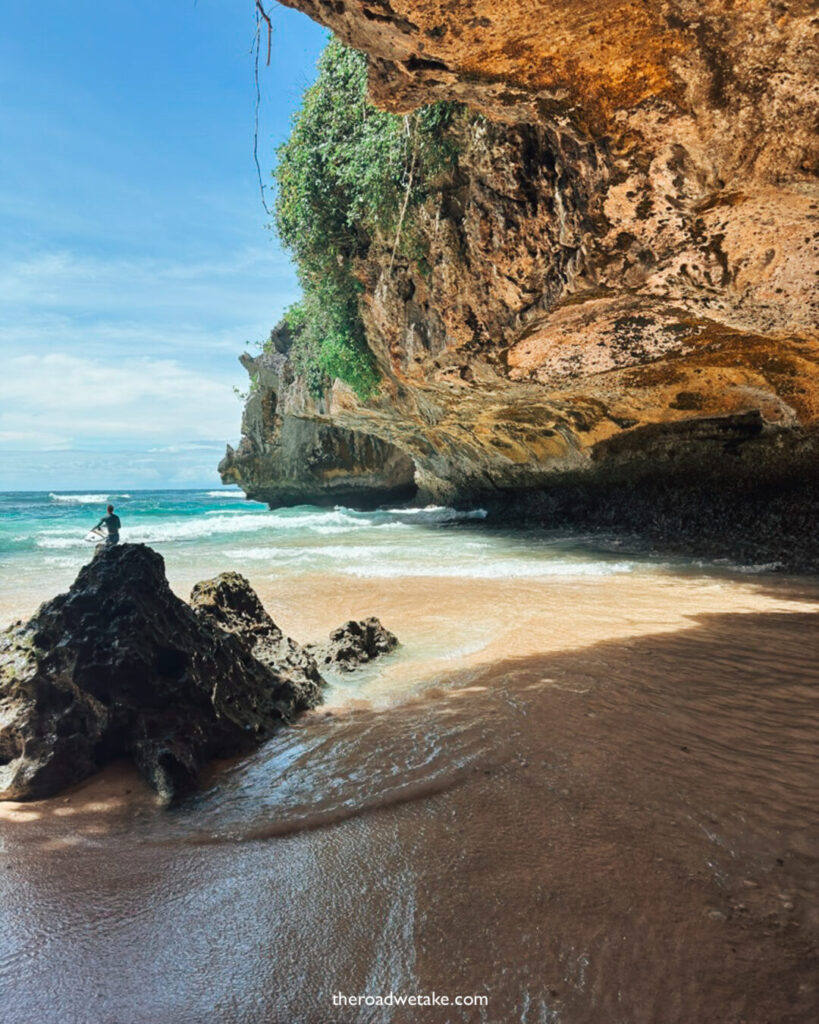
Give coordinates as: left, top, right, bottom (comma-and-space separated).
0, 487, 643, 626
2, 489, 819, 1023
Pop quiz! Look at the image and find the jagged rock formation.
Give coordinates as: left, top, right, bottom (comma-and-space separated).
220, 329, 417, 508
190, 570, 325, 710
307, 617, 400, 672
226, 2, 818, 561
0, 546, 324, 802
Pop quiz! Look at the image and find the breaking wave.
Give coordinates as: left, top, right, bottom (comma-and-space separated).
49, 493, 110, 504
379, 505, 488, 522
32, 505, 484, 549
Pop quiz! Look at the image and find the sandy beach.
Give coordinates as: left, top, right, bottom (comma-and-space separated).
1, 569, 817, 1023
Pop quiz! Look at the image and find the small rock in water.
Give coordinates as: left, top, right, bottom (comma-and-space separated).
307, 617, 399, 672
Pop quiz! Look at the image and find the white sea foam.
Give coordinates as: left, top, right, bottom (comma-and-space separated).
34, 510, 355, 548
227, 543, 409, 563
224, 547, 296, 561
307, 544, 407, 559
139, 509, 374, 542
334, 504, 488, 525
735, 561, 785, 574
205, 490, 254, 500
225, 544, 559, 576
36, 536, 88, 550
222, 546, 377, 567
123, 514, 279, 543
31, 504, 492, 554
49, 493, 109, 504
43, 555, 87, 568
311, 524, 372, 535
377, 505, 488, 522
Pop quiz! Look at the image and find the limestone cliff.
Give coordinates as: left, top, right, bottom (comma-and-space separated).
224, 2, 818, 562
220, 325, 417, 507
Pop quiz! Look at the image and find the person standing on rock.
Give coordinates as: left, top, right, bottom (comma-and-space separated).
92, 504, 121, 546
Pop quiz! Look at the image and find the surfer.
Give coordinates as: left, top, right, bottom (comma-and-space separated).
91, 504, 121, 546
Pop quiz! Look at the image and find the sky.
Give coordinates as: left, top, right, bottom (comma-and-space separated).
0, 0, 327, 489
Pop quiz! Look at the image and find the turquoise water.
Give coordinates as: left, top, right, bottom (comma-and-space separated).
0, 488, 646, 625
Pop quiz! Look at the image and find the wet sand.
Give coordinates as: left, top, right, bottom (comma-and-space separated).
251, 570, 819, 704
0, 573, 817, 1023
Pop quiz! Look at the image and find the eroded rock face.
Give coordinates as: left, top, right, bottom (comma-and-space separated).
0, 546, 324, 802
190, 570, 324, 711
220, 328, 418, 508
282, 2, 817, 162
308, 618, 400, 672
229, 2, 818, 562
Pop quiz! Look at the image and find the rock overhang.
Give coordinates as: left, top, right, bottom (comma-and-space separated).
226, 2, 818, 564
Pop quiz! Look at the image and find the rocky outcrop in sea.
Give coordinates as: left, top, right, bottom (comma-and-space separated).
0, 545, 325, 802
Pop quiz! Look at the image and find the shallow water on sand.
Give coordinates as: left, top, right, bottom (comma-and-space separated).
0, 489, 535, 625
0, 535, 817, 1023
0, 487, 785, 629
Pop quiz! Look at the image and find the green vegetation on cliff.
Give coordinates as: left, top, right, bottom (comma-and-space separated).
274, 37, 463, 399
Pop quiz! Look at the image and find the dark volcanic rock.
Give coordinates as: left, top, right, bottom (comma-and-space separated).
190, 571, 324, 711
0, 545, 324, 802
308, 618, 399, 672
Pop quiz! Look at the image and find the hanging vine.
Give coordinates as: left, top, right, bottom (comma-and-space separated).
253, 2, 273, 214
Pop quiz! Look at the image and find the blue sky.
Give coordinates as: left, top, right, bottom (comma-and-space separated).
0, 0, 327, 488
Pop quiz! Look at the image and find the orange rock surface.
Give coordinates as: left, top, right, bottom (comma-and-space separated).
226, 2, 819, 559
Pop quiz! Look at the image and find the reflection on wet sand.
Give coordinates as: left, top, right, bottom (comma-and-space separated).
253, 570, 819, 708
1, 574, 817, 1024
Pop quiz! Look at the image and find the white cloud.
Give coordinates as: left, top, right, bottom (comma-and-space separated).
0, 352, 245, 448
0, 242, 297, 453
0, 429, 70, 448
0, 317, 261, 360
0, 244, 298, 351
0, 444, 229, 490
